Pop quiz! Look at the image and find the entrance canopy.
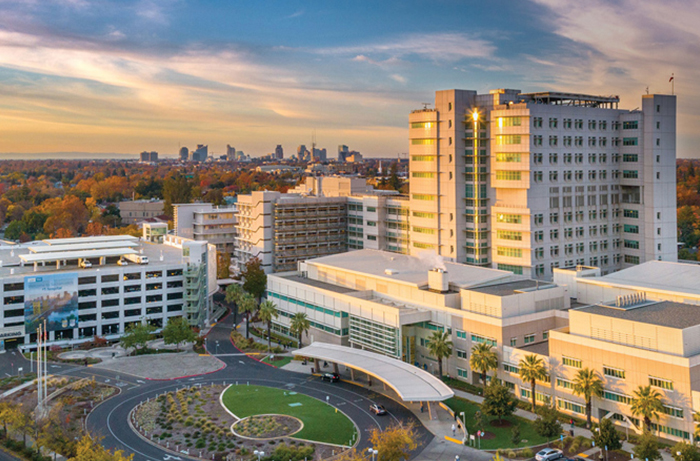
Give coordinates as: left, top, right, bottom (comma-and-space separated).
293, 342, 454, 402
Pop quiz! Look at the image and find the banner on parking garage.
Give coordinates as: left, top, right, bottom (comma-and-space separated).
24, 273, 79, 333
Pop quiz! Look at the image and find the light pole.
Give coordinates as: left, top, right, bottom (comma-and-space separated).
215, 340, 219, 355
367, 448, 378, 461
253, 450, 265, 461
460, 411, 467, 440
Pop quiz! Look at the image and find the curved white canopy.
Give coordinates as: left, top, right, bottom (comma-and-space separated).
294, 342, 454, 402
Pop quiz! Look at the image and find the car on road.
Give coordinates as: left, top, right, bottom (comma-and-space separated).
536, 449, 563, 461
369, 404, 387, 415
320, 372, 339, 382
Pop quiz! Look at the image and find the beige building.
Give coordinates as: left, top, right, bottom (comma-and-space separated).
408, 89, 677, 280
267, 254, 700, 442
173, 203, 237, 255
118, 199, 165, 225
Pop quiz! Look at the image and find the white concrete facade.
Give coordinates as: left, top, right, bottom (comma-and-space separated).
408, 89, 678, 280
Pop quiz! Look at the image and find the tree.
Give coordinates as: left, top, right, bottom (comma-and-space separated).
241, 257, 267, 301
37, 402, 76, 459
694, 412, 700, 440
633, 431, 661, 461
533, 405, 562, 440
511, 425, 521, 446
216, 251, 230, 279
368, 422, 418, 461
238, 293, 258, 340
470, 343, 498, 386
518, 354, 548, 412
572, 367, 604, 428
593, 418, 621, 451
631, 385, 663, 431
8, 403, 34, 448
69, 434, 133, 461
426, 330, 452, 378
162, 317, 196, 351
120, 322, 155, 353
481, 381, 517, 424
671, 442, 700, 461
290, 312, 310, 348
163, 174, 193, 217
225, 283, 243, 323
258, 300, 279, 352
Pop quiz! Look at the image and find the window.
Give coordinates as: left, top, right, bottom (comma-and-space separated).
524, 334, 535, 344
412, 172, 435, 178
412, 226, 435, 234
650, 424, 689, 440
521, 389, 551, 404
623, 154, 638, 162
649, 376, 673, 390
533, 117, 543, 128
623, 121, 639, 129
549, 118, 558, 128
603, 391, 632, 405
562, 356, 581, 368
504, 363, 520, 374
603, 366, 626, 379
557, 378, 574, 389
557, 398, 584, 414
497, 247, 522, 258
496, 171, 522, 181
510, 338, 517, 347
496, 214, 522, 224
497, 230, 523, 241
412, 211, 435, 219
457, 368, 468, 379
411, 122, 433, 129
623, 170, 639, 179
623, 137, 638, 146
496, 153, 522, 162
496, 135, 522, 145
411, 139, 435, 145
456, 349, 467, 359
623, 255, 639, 265
498, 116, 522, 127
456, 330, 467, 340
624, 239, 640, 249
662, 406, 684, 419
412, 194, 436, 201
412, 155, 435, 162
624, 224, 639, 234
471, 334, 497, 347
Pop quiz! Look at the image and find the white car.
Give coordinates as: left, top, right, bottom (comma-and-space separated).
79, 259, 92, 269
117, 259, 128, 266
536, 449, 563, 461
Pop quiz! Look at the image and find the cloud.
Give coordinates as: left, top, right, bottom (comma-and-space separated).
287, 9, 304, 19
390, 74, 406, 83
318, 32, 496, 62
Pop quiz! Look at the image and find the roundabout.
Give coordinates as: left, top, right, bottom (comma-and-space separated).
77, 311, 433, 460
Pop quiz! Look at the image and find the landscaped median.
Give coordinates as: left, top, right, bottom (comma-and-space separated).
221, 384, 357, 447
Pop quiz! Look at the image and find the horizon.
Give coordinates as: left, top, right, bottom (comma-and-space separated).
1, 1, 698, 158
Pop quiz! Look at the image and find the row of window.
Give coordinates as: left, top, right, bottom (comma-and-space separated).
532, 170, 640, 183
533, 152, 622, 165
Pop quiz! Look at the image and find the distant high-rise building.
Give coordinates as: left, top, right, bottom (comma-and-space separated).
275, 145, 284, 159
139, 151, 158, 163
312, 148, 327, 162
338, 145, 349, 162
191, 144, 208, 162
227, 145, 236, 160
179, 147, 189, 161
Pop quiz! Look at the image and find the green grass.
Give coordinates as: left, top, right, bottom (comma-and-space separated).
261, 355, 293, 368
444, 396, 550, 450
222, 385, 356, 446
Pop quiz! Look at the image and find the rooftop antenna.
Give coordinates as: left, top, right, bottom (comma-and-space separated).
645, 86, 649, 95
421, 102, 431, 110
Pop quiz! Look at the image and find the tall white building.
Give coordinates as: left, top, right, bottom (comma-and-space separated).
408, 89, 677, 279
173, 203, 237, 255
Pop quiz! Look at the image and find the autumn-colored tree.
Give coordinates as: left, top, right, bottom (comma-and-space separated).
368, 422, 419, 461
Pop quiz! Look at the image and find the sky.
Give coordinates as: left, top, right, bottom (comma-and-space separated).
0, 0, 698, 159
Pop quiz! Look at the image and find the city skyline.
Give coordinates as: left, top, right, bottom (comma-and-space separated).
0, 0, 697, 158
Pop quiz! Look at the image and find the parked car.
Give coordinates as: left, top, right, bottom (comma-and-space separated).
79, 259, 92, 269
536, 449, 563, 461
320, 372, 339, 382
369, 404, 387, 415
117, 258, 128, 266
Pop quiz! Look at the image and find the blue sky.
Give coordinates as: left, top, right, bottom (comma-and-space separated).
0, 0, 697, 158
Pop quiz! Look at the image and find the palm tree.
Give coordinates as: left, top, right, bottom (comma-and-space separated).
470, 343, 498, 386
572, 368, 604, 428
631, 385, 663, 431
693, 412, 700, 440
426, 330, 453, 378
258, 300, 279, 351
238, 292, 258, 339
225, 283, 244, 323
290, 312, 311, 348
518, 354, 548, 412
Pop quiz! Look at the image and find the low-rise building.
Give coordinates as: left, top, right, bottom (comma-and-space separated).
0, 232, 216, 351
173, 203, 237, 255
118, 199, 165, 225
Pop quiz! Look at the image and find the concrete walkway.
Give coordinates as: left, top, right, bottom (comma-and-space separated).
92, 352, 223, 380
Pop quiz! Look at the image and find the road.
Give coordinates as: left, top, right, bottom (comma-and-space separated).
1, 312, 433, 460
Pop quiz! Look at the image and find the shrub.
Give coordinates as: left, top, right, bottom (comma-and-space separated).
507, 450, 517, 459
520, 448, 533, 458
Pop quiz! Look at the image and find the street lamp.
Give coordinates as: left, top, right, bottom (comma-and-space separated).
367, 448, 378, 461
459, 411, 467, 438
253, 450, 265, 461
215, 340, 219, 355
